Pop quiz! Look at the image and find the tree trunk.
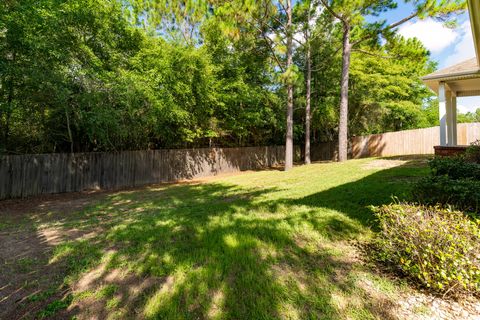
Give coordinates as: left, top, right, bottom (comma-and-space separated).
285, 0, 294, 170
338, 24, 351, 162
305, 40, 311, 164
65, 106, 74, 153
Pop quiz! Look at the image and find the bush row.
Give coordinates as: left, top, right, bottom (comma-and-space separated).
374, 203, 480, 296
429, 157, 480, 180
414, 176, 480, 213
466, 140, 480, 163
374, 146, 480, 297
413, 148, 480, 213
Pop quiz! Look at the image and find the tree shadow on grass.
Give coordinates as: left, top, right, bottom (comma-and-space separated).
1, 159, 428, 319
261, 158, 428, 234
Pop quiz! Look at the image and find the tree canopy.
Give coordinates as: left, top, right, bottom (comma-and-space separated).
0, 0, 469, 156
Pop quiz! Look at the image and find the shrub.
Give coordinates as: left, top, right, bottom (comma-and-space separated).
414, 176, 480, 212
429, 157, 480, 180
466, 140, 480, 164
374, 203, 480, 296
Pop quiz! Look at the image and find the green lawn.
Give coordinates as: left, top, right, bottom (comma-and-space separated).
0, 157, 429, 319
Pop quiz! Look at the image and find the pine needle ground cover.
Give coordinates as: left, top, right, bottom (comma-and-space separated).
0, 157, 429, 319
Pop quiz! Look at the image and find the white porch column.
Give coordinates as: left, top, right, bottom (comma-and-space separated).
438, 82, 447, 146
446, 90, 453, 145
451, 94, 458, 146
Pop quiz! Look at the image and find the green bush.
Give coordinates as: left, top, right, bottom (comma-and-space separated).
414, 176, 480, 212
429, 157, 480, 180
374, 203, 480, 295
466, 140, 480, 164
415, 156, 480, 212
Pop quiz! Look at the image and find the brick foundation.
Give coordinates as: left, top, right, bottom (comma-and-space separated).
434, 145, 469, 157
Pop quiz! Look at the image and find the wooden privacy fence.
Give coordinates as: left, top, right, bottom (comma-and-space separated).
351, 123, 480, 158
1, 123, 480, 200
0, 146, 285, 200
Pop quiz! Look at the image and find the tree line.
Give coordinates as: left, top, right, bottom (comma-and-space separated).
0, 0, 470, 169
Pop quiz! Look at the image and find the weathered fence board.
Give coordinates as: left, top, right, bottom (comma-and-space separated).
0, 146, 286, 200
351, 123, 480, 158
1, 123, 479, 200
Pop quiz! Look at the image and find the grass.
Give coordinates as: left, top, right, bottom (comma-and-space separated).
37, 295, 73, 319
16, 257, 38, 273
1, 157, 429, 319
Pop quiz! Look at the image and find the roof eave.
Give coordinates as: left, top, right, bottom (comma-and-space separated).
421, 70, 480, 82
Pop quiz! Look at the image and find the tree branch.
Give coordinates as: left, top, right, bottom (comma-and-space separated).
352, 49, 395, 59
309, 45, 343, 72
247, 15, 285, 72
351, 11, 419, 47
318, 0, 346, 24
260, 30, 285, 72
275, 0, 288, 16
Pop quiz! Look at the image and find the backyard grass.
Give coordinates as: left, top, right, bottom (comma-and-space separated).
0, 157, 429, 319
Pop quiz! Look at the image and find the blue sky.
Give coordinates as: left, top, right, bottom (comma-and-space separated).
375, 3, 478, 112
296, 1, 478, 112
384, 3, 474, 68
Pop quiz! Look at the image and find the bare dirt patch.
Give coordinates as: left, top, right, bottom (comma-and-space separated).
0, 167, 270, 222
0, 228, 66, 319
0, 192, 109, 319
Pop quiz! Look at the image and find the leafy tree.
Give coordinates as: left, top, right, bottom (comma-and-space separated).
0, 0, 462, 160
129, 0, 211, 45
294, 0, 319, 164
1, 0, 285, 153
1, 0, 144, 153
202, 0, 299, 170
129, 0, 298, 170
201, 18, 284, 147
458, 108, 480, 123
319, 0, 467, 161
349, 36, 436, 133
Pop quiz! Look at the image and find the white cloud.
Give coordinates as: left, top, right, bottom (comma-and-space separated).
398, 18, 458, 53
443, 20, 476, 66
293, 31, 305, 46
458, 96, 480, 114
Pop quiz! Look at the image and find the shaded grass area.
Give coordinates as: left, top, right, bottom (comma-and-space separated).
0, 157, 429, 319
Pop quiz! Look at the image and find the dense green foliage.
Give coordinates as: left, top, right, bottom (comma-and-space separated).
414, 152, 480, 212
317, 0, 465, 162
0, 0, 283, 153
375, 203, 480, 295
429, 156, 480, 179
458, 108, 480, 124
347, 37, 435, 134
376, 150, 480, 296
466, 140, 480, 163
0, 0, 465, 154
414, 176, 480, 212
